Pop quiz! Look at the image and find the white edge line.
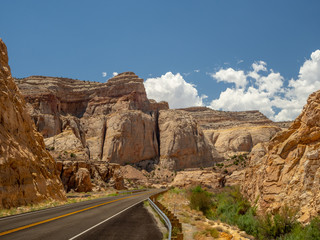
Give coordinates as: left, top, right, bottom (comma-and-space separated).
68, 198, 147, 240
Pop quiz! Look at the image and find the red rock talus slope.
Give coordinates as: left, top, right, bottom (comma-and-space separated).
0, 39, 66, 208
242, 90, 320, 222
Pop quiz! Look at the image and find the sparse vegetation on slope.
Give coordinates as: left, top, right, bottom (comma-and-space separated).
159, 186, 320, 240
189, 186, 320, 240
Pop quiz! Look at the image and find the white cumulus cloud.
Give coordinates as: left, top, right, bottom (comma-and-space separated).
113, 72, 118, 77
210, 49, 320, 121
144, 72, 204, 109
102, 72, 107, 77
211, 68, 247, 89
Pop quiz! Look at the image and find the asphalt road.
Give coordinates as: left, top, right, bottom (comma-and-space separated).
0, 190, 163, 240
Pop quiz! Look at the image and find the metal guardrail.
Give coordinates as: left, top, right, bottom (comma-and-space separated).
148, 197, 172, 240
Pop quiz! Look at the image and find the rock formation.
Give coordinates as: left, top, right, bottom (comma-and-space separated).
169, 169, 223, 189
0, 38, 66, 208
179, 107, 285, 157
56, 161, 124, 191
158, 110, 222, 170
242, 90, 320, 223
14, 71, 290, 192
15, 72, 219, 190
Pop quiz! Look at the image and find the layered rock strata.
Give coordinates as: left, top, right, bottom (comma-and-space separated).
179, 107, 284, 157
14, 72, 288, 192
15, 73, 219, 191
0, 39, 66, 208
242, 90, 320, 223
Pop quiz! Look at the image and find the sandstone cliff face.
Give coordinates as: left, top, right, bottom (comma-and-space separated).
159, 110, 221, 170
102, 110, 158, 164
0, 39, 66, 208
242, 90, 320, 223
16, 72, 222, 190
15, 73, 223, 184
14, 71, 286, 192
180, 107, 283, 157
204, 125, 281, 157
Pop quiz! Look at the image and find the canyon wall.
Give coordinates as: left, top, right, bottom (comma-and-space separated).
179, 107, 284, 157
14, 72, 288, 191
15, 72, 220, 190
0, 39, 66, 208
242, 90, 320, 223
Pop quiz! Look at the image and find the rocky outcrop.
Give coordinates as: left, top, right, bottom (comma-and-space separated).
121, 165, 149, 188
179, 107, 276, 129
102, 110, 159, 164
56, 161, 124, 191
169, 169, 223, 189
15, 72, 157, 138
179, 107, 283, 157
159, 110, 222, 170
0, 39, 66, 208
15, 72, 226, 191
15, 73, 169, 191
242, 90, 320, 223
204, 125, 281, 157
14, 70, 288, 192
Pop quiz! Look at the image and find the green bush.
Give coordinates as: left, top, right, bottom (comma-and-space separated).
189, 186, 213, 216
70, 153, 76, 158
200, 186, 319, 240
259, 206, 298, 239
279, 217, 320, 240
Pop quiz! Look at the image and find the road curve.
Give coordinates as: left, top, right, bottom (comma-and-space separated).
0, 189, 163, 240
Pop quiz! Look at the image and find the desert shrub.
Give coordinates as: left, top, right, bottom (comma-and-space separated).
279, 217, 320, 240
305, 217, 320, 239
70, 153, 76, 158
208, 186, 260, 237
259, 206, 298, 239
189, 186, 213, 216
206, 186, 318, 240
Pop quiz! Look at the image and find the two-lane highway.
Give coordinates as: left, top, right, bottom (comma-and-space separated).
0, 189, 163, 240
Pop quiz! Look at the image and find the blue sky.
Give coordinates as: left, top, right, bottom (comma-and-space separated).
1, 0, 320, 121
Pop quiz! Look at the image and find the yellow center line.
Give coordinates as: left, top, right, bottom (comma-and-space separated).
0, 192, 148, 237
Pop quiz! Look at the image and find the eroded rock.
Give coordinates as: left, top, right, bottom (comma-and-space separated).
0, 39, 66, 208
242, 89, 320, 223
